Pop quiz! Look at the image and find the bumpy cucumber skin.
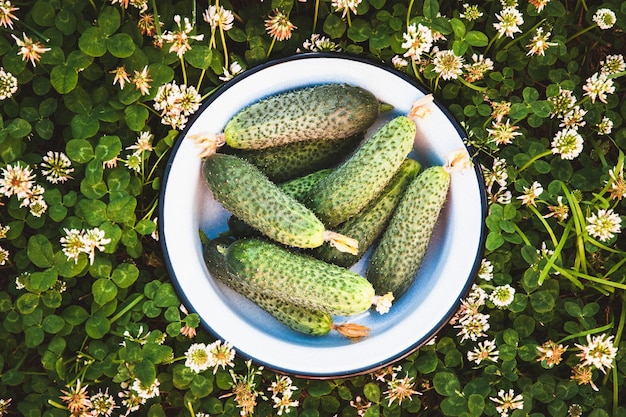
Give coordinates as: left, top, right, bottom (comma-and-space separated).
305, 116, 416, 227
202, 153, 326, 249
227, 169, 333, 239
224, 84, 380, 150
224, 238, 376, 316
202, 238, 333, 336
231, 133, 363, 182
278, 169, 334, 202
312, 158, 421, 267
366, 166, 450, 298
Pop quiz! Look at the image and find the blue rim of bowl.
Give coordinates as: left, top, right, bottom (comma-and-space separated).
158, 51, 489, 379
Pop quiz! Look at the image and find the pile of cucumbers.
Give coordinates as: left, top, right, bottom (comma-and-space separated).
195, 83, 464, 340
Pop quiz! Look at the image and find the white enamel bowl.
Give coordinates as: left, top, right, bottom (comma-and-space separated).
159, 53, 487, 378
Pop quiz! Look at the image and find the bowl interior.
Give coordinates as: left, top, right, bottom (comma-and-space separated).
159, 53, 487, 378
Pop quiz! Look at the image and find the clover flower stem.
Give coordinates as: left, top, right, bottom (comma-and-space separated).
457, 76, 487, 92
526, 204, 559, 248
560, 183, 589, 274
511, 223, 531, 246
19, 20, 51, 43
537, 219, 573, 286
266, 37, 276, 59
566, 24, 597, 43
517, 150, 552, 173
110, 294, 146, 324
410, 59, 424, 85
186, 400, 196, 417
405, 0, 415, 28
313, 0, 320, 31
151, 0, 162, 37
552, 262, 626, 291
180, 56, 188, 85
502, 18, 546, 51
557, 322, 615, 345
610, 295, 626, 411
220, 26, 229, 68
197, 68, 206, 91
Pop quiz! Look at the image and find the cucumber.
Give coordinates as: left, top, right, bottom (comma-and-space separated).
278, 169, 334, 201
312, 158, 421, 267
203, 237, 370, 339
202, 153, 357, 254
305, 116, 416, 227
231, 132, 363, 182
222, 238, 393, 316
226, 169, 333, 239
224, 83, 381, 150
365, 149, 471, 298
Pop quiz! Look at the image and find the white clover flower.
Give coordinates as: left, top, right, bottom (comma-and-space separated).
526, 27, 557, 56
597, 116, 613, 135
489, 284, 516, 308
153, 81, 202, 129
478, 259, 494, 281
0, 224, 8, 239
384, 372, 421, 406
41, 151, 74, 184
455, 311, 490, 342
299, 34, 341, 53
331, 0, 362, 18
203, 5, 234, 31
401, 23, 433, 61
0, 0, 20, 29
219, 61, 244, 82
548, 87, 577, 118
0, 66, 17, 100
131, 378, 160, 400
559, 105, 587, 130
90, 388, 118, 416
82, 227, 111, 264
529, 0, 551, 13
601, 54, 626, 74
467, 339, 499, 364
185, 343, 212, 373
432, 49, 464, 80
460, 3, 483, 21
0, 246, 9, 266
391, 55, 409, 69
585, 208, 621, 242
161, 15, 204, 58
517, 181, 543, 207
60, 228, 85, 264
463, 54, 494, 82
0, 162, 36, 200
207, 339, 236, 373
493, 7, 524, 38
127, 131, 154, 154
551, 128, 583, 160
575, 333, 618, 373
582, 72, 615, 104
487, 119, 522, 145
490, 389, 524, 417
593, 8, 616, 30
28, 196, 47, 217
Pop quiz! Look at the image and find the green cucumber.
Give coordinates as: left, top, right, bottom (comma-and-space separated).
222, 238, 393, 316
312, 158, 421, 267
224, 83, 381, 150
305, 116, 416, 227
203, 237, 370, 338
225, 168, 333, 239
365, 164, 452, 298
231, 132, 363, 182
202, 153, 357, 253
